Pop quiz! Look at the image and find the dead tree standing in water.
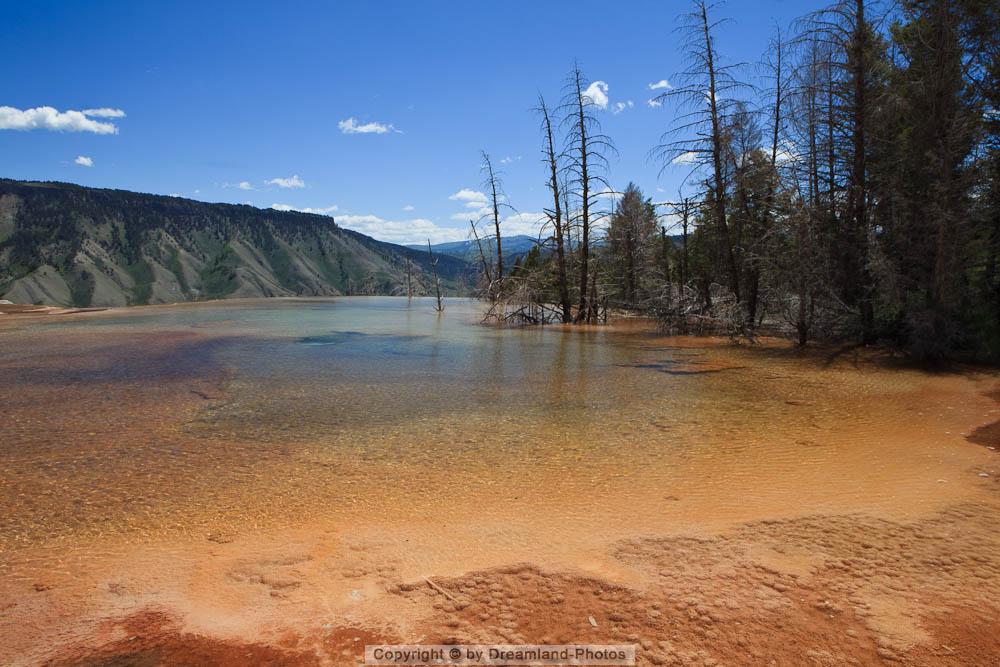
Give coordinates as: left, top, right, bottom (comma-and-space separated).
406, 258, 413, 301
482, 151, 504, 293
469, 218, 493, 290
474, 151, 514, 301
561, 65, 615, 323
537, 95, 572, 323
427, 239, 443, 312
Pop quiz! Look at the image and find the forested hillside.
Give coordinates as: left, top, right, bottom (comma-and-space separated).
0, 180, 468, 307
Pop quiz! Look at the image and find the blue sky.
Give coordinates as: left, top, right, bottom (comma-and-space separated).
1, 0, 810, 245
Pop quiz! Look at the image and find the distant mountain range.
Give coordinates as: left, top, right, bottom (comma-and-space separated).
0, 180, 469, 307
410, 235, 541, 261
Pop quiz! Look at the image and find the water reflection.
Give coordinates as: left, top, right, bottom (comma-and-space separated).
0, 297, 994, 555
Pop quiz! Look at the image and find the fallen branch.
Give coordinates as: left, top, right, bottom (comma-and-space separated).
424, 577, 458, 602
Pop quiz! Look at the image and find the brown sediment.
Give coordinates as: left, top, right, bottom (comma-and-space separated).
47, 610, 314, 666
394, 505, 1000, 666
46, 610, 392, 667
32, 502, 1000, 666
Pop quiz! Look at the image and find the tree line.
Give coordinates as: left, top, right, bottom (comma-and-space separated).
468, 0, 999, 362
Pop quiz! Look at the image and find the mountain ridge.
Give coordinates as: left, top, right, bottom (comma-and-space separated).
409, 235, 542, 261
0, 179, 469, 307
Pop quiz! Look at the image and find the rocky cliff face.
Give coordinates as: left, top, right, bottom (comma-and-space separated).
0, 180, 467, 306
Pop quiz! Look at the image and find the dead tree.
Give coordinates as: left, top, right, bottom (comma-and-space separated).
561, 64, 615, 323
482, 151, 504, 289
468, 218, 493, 292
406, 258, 413, 300
653, 0, 747, 305
537, 95, 572, 323
474, 151, 514, 301
427, 239, 443, 312
799, 0, 884, 342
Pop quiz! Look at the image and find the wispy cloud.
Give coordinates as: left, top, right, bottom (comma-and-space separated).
648, 79, 673, 91
266, 174, 305, 189
402, 204, 415, 211
81, 108, 126, 118
74, 155, 93, 167
672, 151, 699, 165
497, 212, 545, 237
612, 100, 634, 114
271, 203, 338, 215
450, 208, 489, 221
646, 98, 663, 108
582, 81, 609, 110
338, 117, 398, 134
499, 156, 521, 165
223, 181, 254, 191
0, 106, 124, 134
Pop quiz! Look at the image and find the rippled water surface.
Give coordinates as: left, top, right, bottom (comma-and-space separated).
0, 297, 996, 565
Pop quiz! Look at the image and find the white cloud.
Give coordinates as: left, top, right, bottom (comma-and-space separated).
647, 98, 663, 108
338, 117, 398, 134
449, 188, 487, 204
612, 100, 634, 115
169, 193, 181, 197
774, 140, 799, 165
648, 79, 673, 91
81, 108, 126, 118
450, 207, 490, 221
0, 106, 123, 134
672, 151, 699, 165
499, 156, 521, 164
582, 81, 609, 110
266, 174, 305, 189
336, 214, 457, 245
74, 155, 93, 167
223, 181, 254, 190
271, 203, 338, 215
498, 212, 545, 237
402, 204, 415, 211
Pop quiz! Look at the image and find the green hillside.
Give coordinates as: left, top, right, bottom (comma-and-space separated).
0, 180, 469, 307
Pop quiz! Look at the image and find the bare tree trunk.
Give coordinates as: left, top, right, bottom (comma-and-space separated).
848, 0, 874, 343
572, 69, 592, 322
681, 200, 691, 288
469, 219, 493, 289
699, 0, 740, 304
482, 151, 503, 295
826, 53, 837, 222
406, 258, 413, 300
427, 239, 443, 312
539, 96, 572, 323
808, 43, 821, 210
